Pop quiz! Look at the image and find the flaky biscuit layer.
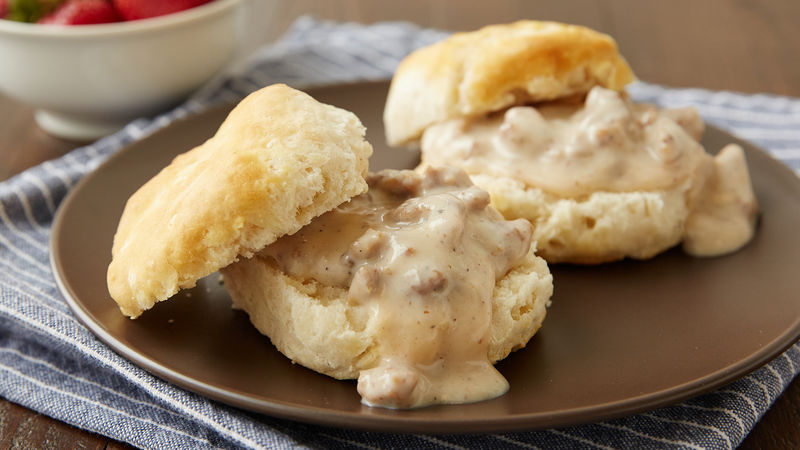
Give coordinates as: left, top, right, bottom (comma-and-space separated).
107, 84, 372, 318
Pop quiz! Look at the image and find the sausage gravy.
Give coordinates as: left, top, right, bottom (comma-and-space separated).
260, 167, 535, 408
421, 86, 758, 256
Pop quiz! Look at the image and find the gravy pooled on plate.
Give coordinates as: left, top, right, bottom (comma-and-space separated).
260, 167, 535, 408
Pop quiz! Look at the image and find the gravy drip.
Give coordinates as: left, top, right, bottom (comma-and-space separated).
260, 167, 534, 408
682, 144, 758, 256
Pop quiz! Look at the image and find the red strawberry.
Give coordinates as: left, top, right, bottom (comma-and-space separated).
112, 0, 212, 21
0, 0, 8, 18
38, 0, 120, 25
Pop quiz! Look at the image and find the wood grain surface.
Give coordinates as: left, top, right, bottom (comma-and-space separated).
1, 0, 798, 448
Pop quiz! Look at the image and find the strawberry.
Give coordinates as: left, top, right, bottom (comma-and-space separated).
38, 0, 120, 25
0, 0, 8, 18
112, 0, 212, 21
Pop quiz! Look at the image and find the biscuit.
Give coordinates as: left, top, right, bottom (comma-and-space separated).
221, 214, 552, 381
390, 19, 757, 264
384, 20, 635, 147
473, 147, 757, 264
220, 166, 554, 408
470, 174, 690, 264
107, 84, 373, 318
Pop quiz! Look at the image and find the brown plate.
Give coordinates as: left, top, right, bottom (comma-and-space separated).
51, 81, 800, 434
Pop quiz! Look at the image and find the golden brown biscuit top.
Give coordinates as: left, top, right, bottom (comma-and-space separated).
107, 84, 372, 318
383, 20, 636, 146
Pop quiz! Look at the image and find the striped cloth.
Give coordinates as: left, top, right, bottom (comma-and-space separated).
1, 17, 799, 450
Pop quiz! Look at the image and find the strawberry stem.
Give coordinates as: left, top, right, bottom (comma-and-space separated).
6, 0, 65, 22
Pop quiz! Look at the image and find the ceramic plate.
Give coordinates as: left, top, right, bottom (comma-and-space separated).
51, 82, 800, 433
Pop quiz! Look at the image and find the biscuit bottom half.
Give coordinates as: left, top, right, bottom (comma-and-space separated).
221, 245, 552, 406
220, 167, 553, 409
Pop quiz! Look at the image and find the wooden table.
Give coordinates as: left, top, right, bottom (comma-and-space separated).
1, 1, 798, 447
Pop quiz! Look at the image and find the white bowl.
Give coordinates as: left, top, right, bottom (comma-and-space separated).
0, 0, 241, 140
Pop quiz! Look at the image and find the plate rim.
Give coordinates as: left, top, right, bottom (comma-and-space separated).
49, 82, 800, 434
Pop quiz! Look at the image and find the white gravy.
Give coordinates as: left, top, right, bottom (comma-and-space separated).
682, 144, 759, 256
421, 86, 757, 256
260, 167, 534, 408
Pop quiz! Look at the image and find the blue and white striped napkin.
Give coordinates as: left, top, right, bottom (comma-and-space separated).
1, 17, 799, 449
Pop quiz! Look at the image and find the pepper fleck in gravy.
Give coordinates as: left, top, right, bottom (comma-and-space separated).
260, 167, 534, 408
